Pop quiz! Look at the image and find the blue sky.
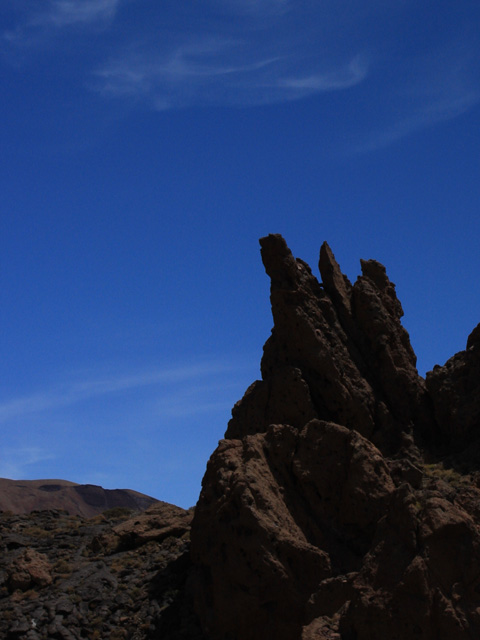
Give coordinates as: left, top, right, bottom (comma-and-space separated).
1, 1, 480, 508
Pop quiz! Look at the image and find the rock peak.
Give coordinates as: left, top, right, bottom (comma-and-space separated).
318, 240, 352, 316
229, 234, 427, 448
191, 235, 480, 640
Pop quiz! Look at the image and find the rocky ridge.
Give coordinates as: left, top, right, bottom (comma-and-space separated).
190, 234, 480, 640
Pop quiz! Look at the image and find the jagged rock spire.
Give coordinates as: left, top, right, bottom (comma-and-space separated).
191, 235, 480, 640
228, 234, 429, 451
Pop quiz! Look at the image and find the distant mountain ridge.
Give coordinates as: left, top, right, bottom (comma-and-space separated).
0, 478, 158, 517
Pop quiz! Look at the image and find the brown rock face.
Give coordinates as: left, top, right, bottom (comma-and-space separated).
92, 501, 193, 553
227, 235, 430, 452
426, 322, 480, 454
191, 235, 480, 640
8, 548, 52, 591
192, 421, 394, 639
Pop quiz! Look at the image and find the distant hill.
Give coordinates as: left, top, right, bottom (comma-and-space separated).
0, 478, 158, 517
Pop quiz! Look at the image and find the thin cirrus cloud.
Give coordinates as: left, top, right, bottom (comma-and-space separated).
94, 40, 369, 109
210, 0, 291, 17
4, 1, 369, 108
351, 90, 480, 155
348, 43, 480, 154
27, 0, 121, 28
277, 55, 368, 92
0, 361, 243, 424
151, 380, 244, 419
2, 0, 122, 46
0, 447, 56, 480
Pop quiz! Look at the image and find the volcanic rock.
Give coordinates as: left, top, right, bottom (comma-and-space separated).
92, 501, 193, 553
191, 235, 480, 640
426, 322, 480, 455
226, 235, 431, 453
8, 548, 52, 591
0, 503, 203, 639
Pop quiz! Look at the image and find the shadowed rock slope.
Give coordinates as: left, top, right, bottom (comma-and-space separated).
191, 234, 480, 640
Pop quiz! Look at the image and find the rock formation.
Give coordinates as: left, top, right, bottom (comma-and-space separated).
4, 235, 480, 640
191, 235, 480, 640
426, 322, 480, 455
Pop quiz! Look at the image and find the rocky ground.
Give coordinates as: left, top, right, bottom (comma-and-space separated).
0, 503, 203, 640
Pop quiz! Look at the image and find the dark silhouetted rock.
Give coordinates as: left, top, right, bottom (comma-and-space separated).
426, 322, 480, 455
226, 235, 430, 454
191, 235, 480, 640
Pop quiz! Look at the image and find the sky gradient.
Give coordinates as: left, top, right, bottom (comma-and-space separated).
2, 1, 480, 508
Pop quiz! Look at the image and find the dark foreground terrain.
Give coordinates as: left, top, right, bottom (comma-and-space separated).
4, 234, 480, 640
0, 503, 203, 640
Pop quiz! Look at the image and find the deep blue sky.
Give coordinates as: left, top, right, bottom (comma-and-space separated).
1, 1, 480, 508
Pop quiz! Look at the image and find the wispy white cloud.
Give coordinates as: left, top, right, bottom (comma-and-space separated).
94, 38, 263, 96
34, 0, 122, 28
277, 55, 368, 92
0, 361, 242, 424
348, 43, 480, 154
0, 447, 56, 480
352, 90, 480, 154
94, 37, 368, 108
0, 360, 251, 493
4, 1, 369, 107
151, 380, 243, 418
211, 0, 291, 17
2, 0, 122, 49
